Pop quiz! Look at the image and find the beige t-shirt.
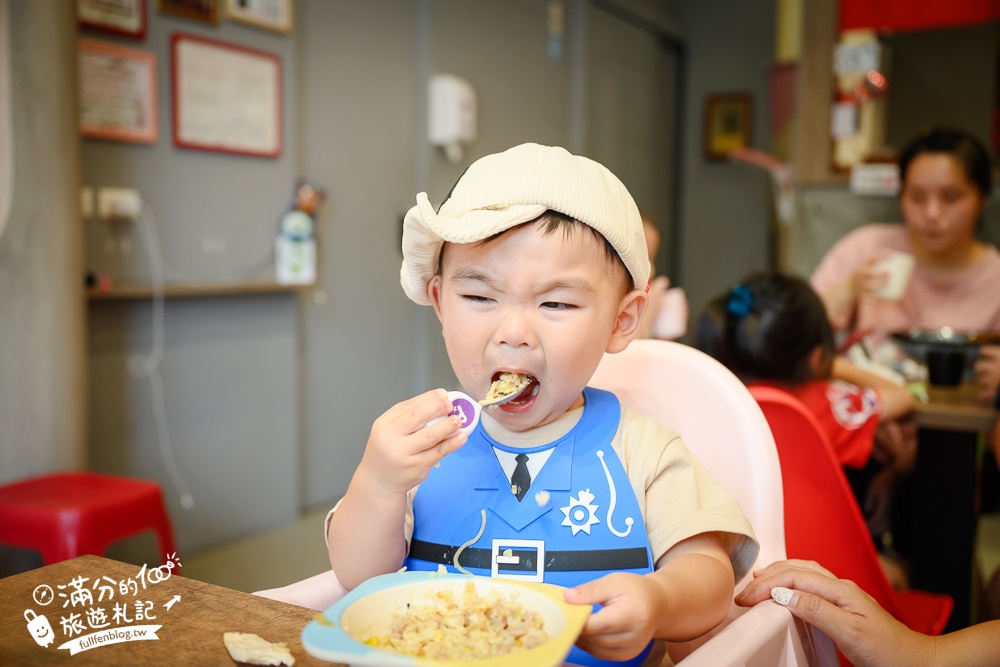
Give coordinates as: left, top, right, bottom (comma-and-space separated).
328, 398, 759, 583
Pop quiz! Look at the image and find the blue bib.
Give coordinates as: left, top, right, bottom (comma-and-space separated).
405, 387, 653, 667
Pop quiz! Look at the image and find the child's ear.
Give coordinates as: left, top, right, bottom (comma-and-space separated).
427, 275, 445, 322
606, 288, 648, 353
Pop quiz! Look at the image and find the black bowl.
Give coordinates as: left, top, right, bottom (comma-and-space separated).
890, 328, 1000, 348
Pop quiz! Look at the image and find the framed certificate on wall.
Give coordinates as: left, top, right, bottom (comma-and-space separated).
78, 39, 158, 144
703, 93, 752, 160
77, 0, 148, 39
171, 33, 282, 158
225, 0, 293, 34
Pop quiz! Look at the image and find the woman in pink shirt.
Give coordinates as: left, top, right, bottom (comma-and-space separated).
810, 128, 1000, 405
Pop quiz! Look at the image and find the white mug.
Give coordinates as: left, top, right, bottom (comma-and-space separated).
874, 251, 915, 300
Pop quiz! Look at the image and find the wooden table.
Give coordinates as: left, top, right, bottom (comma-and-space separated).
914, 382, 996, 432
0, 555, 340, 666
908, 382, 996, 632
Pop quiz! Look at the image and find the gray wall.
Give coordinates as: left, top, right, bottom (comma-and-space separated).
298, 0, 421, 510
673, 0, 777, 318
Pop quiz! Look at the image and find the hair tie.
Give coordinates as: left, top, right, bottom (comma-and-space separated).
726, 285, 754, 318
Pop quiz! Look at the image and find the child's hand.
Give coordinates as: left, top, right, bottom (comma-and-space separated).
358, 389, 468, 496
564, 573, 660, 662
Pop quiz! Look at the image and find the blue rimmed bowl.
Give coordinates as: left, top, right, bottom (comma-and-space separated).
301, 570, 590, 667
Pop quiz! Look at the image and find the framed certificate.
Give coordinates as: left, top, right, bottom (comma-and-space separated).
225, 0, 293, 34
158, 0, 221, 25
78, 39, 158, 144
703, 93, 753, 160
77, 0, 147, 39
171, 33, 283, 158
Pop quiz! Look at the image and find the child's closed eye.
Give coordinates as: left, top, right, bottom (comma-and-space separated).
540, 301, 578, 311
460, 294, 494, 304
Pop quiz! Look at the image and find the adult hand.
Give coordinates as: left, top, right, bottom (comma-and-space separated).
852, 251, 894, 300
818, 251, 894, 330
734, 560, 929, 667
973, 345, 1000, 405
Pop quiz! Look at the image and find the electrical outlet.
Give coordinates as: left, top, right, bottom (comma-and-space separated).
98, 187, 142, 221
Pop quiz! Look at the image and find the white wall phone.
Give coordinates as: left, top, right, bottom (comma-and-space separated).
428, 74, 477, 163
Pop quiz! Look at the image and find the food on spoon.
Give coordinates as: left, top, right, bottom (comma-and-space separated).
358, 581, 549, 659
479, 372, 533, 406
222, 632, 295, 666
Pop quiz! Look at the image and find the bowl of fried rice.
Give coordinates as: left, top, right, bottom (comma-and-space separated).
301, 570, 591, 666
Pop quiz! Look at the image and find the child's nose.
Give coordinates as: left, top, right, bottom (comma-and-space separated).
493, 307, 536, 348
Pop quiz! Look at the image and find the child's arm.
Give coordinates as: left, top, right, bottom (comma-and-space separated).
564, 533, 733, 661
831, 357, 915, 421
327, 389, 467, 590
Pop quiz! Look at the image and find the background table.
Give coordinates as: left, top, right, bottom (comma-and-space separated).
0, 555, 339, 666
908, 382, 996, 632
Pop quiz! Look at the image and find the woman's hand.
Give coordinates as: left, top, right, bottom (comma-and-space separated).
819, 251, 894, 330
734, 560, 930, 667
973, 345, 1000, 405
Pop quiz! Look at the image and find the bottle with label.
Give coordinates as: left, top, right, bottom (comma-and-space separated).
275, 180, 325, 285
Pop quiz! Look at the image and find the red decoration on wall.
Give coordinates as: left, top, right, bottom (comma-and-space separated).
840, 0, 1000, 34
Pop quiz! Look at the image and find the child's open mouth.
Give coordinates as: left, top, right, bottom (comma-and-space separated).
480, 372, 539, 411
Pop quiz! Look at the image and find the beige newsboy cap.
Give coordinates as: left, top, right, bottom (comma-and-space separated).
399, 143, 649, 306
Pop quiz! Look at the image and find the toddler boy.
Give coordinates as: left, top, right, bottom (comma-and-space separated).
327, 143, 757, 666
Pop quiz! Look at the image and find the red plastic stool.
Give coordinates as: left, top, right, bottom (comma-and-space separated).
0, 471, 178, 568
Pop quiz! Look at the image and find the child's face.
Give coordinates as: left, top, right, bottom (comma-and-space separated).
428, 221, 646, 432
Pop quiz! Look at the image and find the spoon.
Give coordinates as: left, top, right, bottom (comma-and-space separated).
479, 373, 533, 408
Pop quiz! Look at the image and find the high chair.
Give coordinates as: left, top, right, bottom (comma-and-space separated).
749, 385, 953, 643
590, 339, 835, 666
0, 470, 178, 568
256, 340, 836, 666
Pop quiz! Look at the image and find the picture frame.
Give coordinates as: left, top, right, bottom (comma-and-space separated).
78, 39, 158, 145
225, 0, 293, 34
77, 0, 147, 39
158, 0, 221, 25
703, 93, 753, 160
171, 33, 283, 158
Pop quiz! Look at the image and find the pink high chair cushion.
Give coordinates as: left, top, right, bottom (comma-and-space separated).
253, 569, 347, 611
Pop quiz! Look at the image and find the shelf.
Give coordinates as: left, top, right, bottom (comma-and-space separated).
86, 281, 311, 300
